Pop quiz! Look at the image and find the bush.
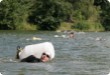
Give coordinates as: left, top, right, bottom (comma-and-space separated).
57, 22, 73, 30
72, 21, 104, 31
16, 24, 36, 30
37, 17, 60, 30
72, 21, 90, 31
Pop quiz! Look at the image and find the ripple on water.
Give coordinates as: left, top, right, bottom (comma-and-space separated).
0, 31, 110, 75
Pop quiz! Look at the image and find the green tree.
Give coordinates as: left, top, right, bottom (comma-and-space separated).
0, 0, 34, 30
94, 0, 110, 30
29, 0, 72, 30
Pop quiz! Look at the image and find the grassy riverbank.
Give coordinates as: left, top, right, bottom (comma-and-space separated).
10, 21, 105, 32
57, 22, 105, 32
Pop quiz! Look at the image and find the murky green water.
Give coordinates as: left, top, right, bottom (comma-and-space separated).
0, 31, 110, 75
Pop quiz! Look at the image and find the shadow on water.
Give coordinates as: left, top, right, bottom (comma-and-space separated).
0, 31, 110, 75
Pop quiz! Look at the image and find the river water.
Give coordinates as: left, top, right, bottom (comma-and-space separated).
0, 31, 110, 75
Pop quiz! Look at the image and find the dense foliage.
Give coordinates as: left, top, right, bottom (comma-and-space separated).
0, 0, 110, 31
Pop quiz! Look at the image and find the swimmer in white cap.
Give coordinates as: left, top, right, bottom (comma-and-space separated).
16, 42, 55, 63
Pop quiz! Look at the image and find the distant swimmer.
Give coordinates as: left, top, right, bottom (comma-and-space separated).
16, 42, 55, 63
68, 32, 74, 38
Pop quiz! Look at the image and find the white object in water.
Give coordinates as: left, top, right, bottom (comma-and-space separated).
107, 72, 110, 75
0, 72, 2, 75
19, 42, 55, 60
54, 35, 60, 37
95, 37, 101, 41
32, 37, 42, 40
54, 35, 67, 38
61, 35, 67, 38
